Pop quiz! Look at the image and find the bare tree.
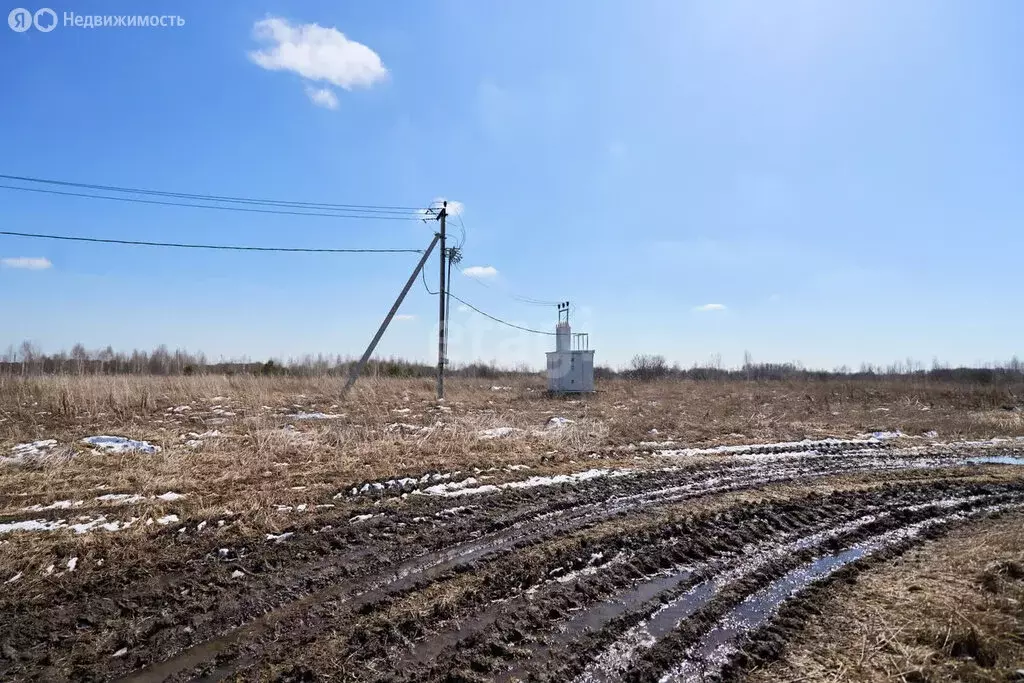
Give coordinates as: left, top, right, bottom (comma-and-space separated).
70, 343, 88, 375
631, 354, 668, 381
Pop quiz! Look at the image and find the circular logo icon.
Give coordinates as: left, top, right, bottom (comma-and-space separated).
8, 7, 32, 32
33, 7, 57, 32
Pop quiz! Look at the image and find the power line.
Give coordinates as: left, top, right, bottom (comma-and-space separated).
458, 265, 562, 306
448, 290, 557, 335
0, 174, 423, 212
0, 184, 421, 220
0, 231, 422, 254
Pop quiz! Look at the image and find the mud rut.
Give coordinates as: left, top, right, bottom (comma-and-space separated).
2, 441, 1023, 682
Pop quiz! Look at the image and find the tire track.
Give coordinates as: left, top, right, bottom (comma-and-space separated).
113, 447, 1019, 681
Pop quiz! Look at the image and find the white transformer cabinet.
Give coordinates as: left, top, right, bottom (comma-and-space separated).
546, 302, 595, 393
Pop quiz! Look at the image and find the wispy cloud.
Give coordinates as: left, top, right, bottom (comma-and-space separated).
1, 257, 51, 270
693, 303, 726, 312
463, 265, 498, 279
305, 85, 339, 110
416, 198, 464, 222
432, 198, 464, 216
394, 314, 416, 321
249, 17, 387, 106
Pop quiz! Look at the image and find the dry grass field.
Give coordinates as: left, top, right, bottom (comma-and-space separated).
1, 374, 1023, 682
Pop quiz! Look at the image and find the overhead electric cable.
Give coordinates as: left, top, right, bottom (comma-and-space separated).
0, 174, 422, 212
458, 265, 562, 306
445, 292, 556, 335
0, 185, 420, 220
0, 230, 422, 253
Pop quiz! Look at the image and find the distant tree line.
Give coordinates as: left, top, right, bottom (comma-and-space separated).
1, 341, 1022, 385
0, 342, 535, 379
617, 352, 1024, 385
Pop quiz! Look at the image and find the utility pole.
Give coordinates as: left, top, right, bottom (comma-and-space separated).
436, 201, 447, 399
342, 234, 440, 397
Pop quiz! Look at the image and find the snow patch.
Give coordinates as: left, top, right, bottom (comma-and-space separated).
2, 439, 60, 466
289, 412, 342, 420
863, 430, 906, 441
82, 436, 161, 455
96, 493, 146, 504
1, 515, 138, 535
22, 499, 83, 512
424, 468, 631, 498
349, 514, 376, 524
478, 427, 523, 439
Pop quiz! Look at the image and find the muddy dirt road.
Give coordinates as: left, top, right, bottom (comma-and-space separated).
2, 438, 1024, 682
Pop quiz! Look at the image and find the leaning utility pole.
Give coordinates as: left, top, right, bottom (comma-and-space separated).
341, 234, 441, 397
436, 201, 447, 399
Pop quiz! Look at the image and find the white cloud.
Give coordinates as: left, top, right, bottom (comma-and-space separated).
394, 314, 416, 321
432, 198, 464, 216
305, 85, 339, 110
249, 17, 388, 92
1, 257, 51, 270
417, 198, 464, 222
457, 304, 470, 313
693, 303, 726, 312
463, 265, 498, 279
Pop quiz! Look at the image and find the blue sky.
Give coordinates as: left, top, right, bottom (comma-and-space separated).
1, 0, 1022, 369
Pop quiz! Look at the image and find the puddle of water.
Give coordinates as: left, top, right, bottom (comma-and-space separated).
969, 455, 1024, 466
671, 546, 868, 680
660, 502, 1024, 683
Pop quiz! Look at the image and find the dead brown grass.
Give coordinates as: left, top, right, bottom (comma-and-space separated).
745, 511, 1024, 683
0, 374, 1021, 590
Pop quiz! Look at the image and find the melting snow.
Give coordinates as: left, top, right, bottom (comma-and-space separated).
66, 557, 78, 572
424, 468, 630, 497
657, 437, 879, 458
96, 493, 146, 504
863, 430, 906, 441
1, 516, 138, 535
5, 572, 23, 583
266, 532, 294, 543
155, 514, 179, 526
546, 416, 575, 428
22, 499, 83, 512
2, 439, 59, 465
349, 514, 376, 524
155, 492, 186, 502
82, 436, 161, 454
1, 519, 63, 534
289, 412, 342, 420
478, 427, 523, 439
